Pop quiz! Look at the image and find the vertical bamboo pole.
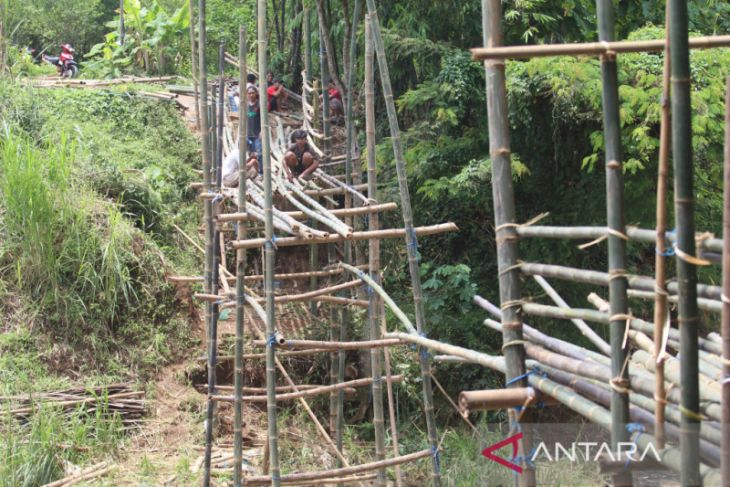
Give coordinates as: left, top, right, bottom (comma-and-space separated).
480, 1, 534, 485
188, 0, 200, 129
669, 0, 701, 484
216, 43, 225, 187
596, 2, 632, 486
653, 6, 672, 450
303, 8, 312, 82
364, 2, 441, 485
259, 0, 281, 483
198, 0, 216, 484
722, 75, 730, 487
364, 15, 387, 486
233, 26, 247, 487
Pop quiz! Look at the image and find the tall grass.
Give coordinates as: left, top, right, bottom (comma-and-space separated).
0, 128, 157, 334
0, 399, 124, 487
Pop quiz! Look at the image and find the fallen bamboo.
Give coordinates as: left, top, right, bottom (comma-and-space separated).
241, 449, 433, 485
42, 463, 115, 487
230, 223, 458, 249
251, 338, 405, 351
212, 376, 403, 402
470, 34, 730, 60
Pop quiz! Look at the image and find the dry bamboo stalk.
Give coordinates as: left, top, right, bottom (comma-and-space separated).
201, 348, 332, 361
214, 384, 356, 394
173, 223, 205, 254
250, 338, 405, 351
470, 34, 730, 60
431, 374, 477, 432
241, 448, 433, 485
231, 223, 458, 249
227, 264, 368, 282
217, 202, 395, 223
303, 183, 368, 197
212, 376, 403, 402
627, 289, 722, 313
251, 279, 362, 304
44, 465, 115, 487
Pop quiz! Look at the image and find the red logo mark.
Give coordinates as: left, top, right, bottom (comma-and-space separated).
481, 432, 524, 474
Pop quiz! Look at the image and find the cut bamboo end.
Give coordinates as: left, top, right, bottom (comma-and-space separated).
458, 387, 557, 417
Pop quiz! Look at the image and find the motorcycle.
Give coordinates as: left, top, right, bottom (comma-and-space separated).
42, 44, 79, 78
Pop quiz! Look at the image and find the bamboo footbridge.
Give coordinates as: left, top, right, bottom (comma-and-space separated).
178, 0, 730, 486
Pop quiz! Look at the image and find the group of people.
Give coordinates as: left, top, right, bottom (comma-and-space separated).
223, 72, 319, 186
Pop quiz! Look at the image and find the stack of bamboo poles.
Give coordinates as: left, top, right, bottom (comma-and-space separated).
4, 383, 145, 426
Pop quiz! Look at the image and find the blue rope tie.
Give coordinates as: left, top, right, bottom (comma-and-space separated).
266, 333, 278, 348
626, 422, 645, 446
372, 376, 382, 385
266, 235, 278, 250
511, 447, 537, 475
506, 370, 535, 386
656, 246, 675, 256
212, 193, 224, 204
431, 445, 441, 474
286, 340, 294, 349
406, 227, 420, 262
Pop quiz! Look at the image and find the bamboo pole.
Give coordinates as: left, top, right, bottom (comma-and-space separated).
532, 276, 610, 354
230, 223, 458, 249
217, 203, 396, 222
213, 376, 404, 402
241, 449, 433, 485
669, 0, 701, 482
653, 9, 672, 449
362, 8, 441, 483
303, 8, 312, 84
515, 225, 723, 254
364, 15, 387, 486
479, 1, 533, 483
258, 0, 281, 483
251, 338, 404, 351
520, 262, 722, 301
627, 289, 722, 313
188, 0, 200, 129
198, 0, 216, 484
232, 26, 247, 487
721, 75, 730, 486
595, 3, 632, 483
470, 34, 730, 60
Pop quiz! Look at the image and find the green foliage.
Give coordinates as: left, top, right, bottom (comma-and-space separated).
85, 0, 190, 77
0, 400, 124, 486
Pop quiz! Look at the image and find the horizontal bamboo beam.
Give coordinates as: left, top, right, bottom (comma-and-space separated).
240, 448, 433, 485
459, 387, 557, 415
627, 289, 722, 313
304, 183, 368, 197
520, 262, 722, 301
198, 348, 333, 362
251, 338, 405, 351
471, 34, 730, 60
217, 202, 397, 223
230, 223, 458, 249
212, 376, 403, 403
212, 384, 357, 395
516, 225, 722, 253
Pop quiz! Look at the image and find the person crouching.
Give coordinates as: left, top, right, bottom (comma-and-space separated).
284, 130, 319, 181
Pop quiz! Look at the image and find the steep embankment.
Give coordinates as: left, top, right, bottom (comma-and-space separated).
0, 79, 205, 485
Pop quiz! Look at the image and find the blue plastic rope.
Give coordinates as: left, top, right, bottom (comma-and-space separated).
431, 445, 441, 474
506, 370, 535, 386
266, 333, 278, 348
511, 447, 537, 475
626, 422, 645, 446
656, 246, 675, 256
212, 193, 224, 204
286, 340, 294, 349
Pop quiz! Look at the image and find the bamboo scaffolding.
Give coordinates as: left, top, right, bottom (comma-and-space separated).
670, 0, 702, 480
243, 288, 363, 483
241, 449, 433, 485
212, 384, 356, 394
532, 276, 610, 354
364, 15, 388, 485
722, 74, 730, 487
251, 338, 405, 351
217, 202, 396, 223
230, 223, 457, 249
515, 225, 723, 254
205, 349, 332, 361
520, 262, 722, 301
213, 376, 403, 402
480, 1, 533, 483
470, 34, 730, 60
257, 1, 281, 483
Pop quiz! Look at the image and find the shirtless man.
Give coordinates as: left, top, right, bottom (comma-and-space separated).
283, 130, 319, 181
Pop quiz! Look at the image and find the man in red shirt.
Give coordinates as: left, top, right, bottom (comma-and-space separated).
267, 78, 288, 112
